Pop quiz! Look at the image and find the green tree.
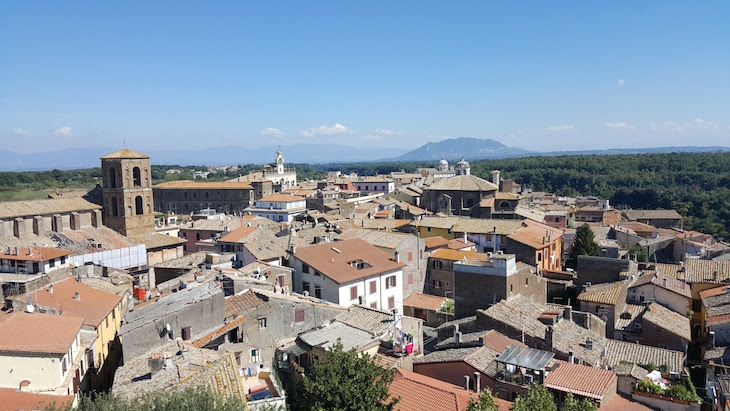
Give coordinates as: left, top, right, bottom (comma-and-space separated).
466, 388, 499, 411
566, 224, 601, 269
44, 388, 247, 411
289, 339, 398, 411
627, 243, 649, 263
512, 384, 557, 411
559, 393, 596, 411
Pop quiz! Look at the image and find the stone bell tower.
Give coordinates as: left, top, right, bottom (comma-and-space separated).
100, 148, 155, 238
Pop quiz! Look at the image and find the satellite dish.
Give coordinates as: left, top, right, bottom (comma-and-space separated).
26, 304, 35, 313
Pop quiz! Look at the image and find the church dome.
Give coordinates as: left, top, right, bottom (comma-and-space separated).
439, 157, 449, 166
456, 157, 469, 167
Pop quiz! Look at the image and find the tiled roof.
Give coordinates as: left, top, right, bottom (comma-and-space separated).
650, 260, 730, 284
629, 272, 691, 299
192, 316, 246, 348
0, 388, 74, 411
299, 322, 377, 352
11, 277, 122, 328
507, 219, 563, 250
604, 339, 684, 373
0, 246, 71, 262
338, 228, 413, 249
612, 363, 649, 380
130, 232, 186, 249
100, 148, 149, 159
426, 174, 499, 192
464, 345, 502, 376
642, 302, 691, 341
153, 180, 252, 189
424, 236, 450, 249
451, 218, 523, 235
258, 194, 306, 203
0, 312, 83, 354
578, 281, 626, 305
701, 285, 730, 323
404, 293, 447, 312
615, 304, 646, 333
292, 239, 405, 284
700, 285, 729, 299
623, 209, 683, 221
0, 197, 100, 219
414, 347, 481, 365
225, 291, 265, 318
218, 226, 257, 243
481, 329, 526, 353
447, 238, 475, 250
389, 369, 475, 411
597, 394, 653, 411
430, 249, 490, 262
336, 305, 394, 335
414, 216, 460, 230
704, 346, 730, 363
545, 360, 616, 400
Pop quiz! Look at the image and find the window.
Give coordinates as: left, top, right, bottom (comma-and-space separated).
510, 284, 513, 293
371, 302, 378, 309
314, 285, 322, 299
251, 348, 260, 363
408, 252, 413, 262
693, 299, 702, 312
433, 280, 442, 289
62, 356, 68, 375
302, 281, 310, 294
302, 263, 310, 274
112, 308, 116, 320
133, 167, 141, 186
388, 296, 395, 310
110, 197, 118, 217
61, 256, 66, 264
386, 276, 397, 289
182, 232, 187, 239
106, 316, 109, 328
109, 167, 117, 188
432, 260, 442, 269
370, 280, 377, 294
258, 318, 267, 329
350, 286, 358, 301
295, 310, 305, 323
525, 278, 529, 286
427, 227, 431, 232
135, 196, 144, 215
408, 273, 413, 285
196, 233, 201, 241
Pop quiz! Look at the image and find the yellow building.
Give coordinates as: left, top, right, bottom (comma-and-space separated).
10, 277, 124, 390
412, 216, 460, 239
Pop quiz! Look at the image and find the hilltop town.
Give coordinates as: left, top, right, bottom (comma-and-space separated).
1, 147, 729, 410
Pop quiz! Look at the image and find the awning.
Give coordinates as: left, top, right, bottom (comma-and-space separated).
279, 340, 310, 357
496, 345, 554, 371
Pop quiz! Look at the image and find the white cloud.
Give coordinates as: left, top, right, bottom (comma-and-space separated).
53, 126, 73, 137
605, 122, 636, 130
298, 123, 350, 138
375, 128, 393, 136
12, 128, 32, 137
651, 118, 722, 133
260, 127, 285, 138
618, 79, 625, 86
544, 125, 575, 131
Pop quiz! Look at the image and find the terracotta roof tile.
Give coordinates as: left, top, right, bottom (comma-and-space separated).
604, 339, 684, 373
430, 249, 490, 262
0, 312, 83, 354
545, 360, 615, 399
699, 285, 728, 299
100, 148, 149, 159
225, 292, 265, 318
447, 238, 475, 250
507, 219, 562, 250
629, 272, 691, 299
578, 281, 627, 305
258, 194, 305, 202
10, 277, 122, 328
0, 246, 71, 262
651, 260, 730, 284
389, 369, 476, 411
153, 180, 252, 190
292, 239, 405, 284
0, 197, 100, 219
218, 226, 258, 243
0, 388, 74, 411
481, 329, 526, 353
424, 236, 450, 249
642, 302, 691, 341
597, 394, 653, 411
403, 293, 447, 312
192, 316, 246, 348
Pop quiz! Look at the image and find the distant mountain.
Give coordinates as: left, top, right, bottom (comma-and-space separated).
385, 137, 532, 162
0, 144, 411, 171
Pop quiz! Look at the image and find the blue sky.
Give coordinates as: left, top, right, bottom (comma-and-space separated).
1, 1, 728, 154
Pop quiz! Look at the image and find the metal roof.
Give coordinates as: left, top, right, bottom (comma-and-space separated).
496, 345, 554, 370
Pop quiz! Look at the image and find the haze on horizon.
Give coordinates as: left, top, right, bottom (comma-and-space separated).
1, 1, 728, 155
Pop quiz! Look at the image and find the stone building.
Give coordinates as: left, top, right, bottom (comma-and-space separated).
153, 180, 258, 215
421, 160, 500, 217
100, 149, 155, 238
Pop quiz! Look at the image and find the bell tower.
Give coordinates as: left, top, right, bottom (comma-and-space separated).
100, 148, 155, 238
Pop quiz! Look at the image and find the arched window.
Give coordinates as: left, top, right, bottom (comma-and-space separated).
109, 167, 117, 188
133, 167, 141, 186
135, 196, 144, 215
110, 197, 118, 216
147, 204, 151, 214
127, 205, 132, 216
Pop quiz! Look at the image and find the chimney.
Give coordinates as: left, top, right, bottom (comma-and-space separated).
474, 372, 481, 393
663, 278, 667, 287
48, 284, 53, 294
28, 246, 32, 256
464, 375, 471, 391
453, 324, 460, 341
545, 326, 554, 350
710, 331, 716, 348
564, 306, 572, 322
74, 292, 80, 301
568, 351, 574, 364
394, 251, 400, 264
491, 170, 500, 186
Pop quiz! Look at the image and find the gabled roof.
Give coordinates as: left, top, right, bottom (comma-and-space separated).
292, 239, 405, 284
0, 246, 71, 262
649, 260, 730, 284
100, 148, 149, 159
507, 219, 563, 249
447, 238, 475, 249
642, 302, 691, 341
192, 316, 246, 348
153, 180, 252, 189
430, 249, 490, 262
545, 360, 616, 400
450, 218, 523, 235
481, 329, 526, 353
604, 339, 684, 373
0, 312, 84, 355
0, 197, 101, 219
578, 281, 627, 305
218, 226, 257, 243
224, 291, 266, 318
258, 194, 306, 203
423, 236, 450, 249
623, 209, 682, 221
336, 304, 394, 335
629, 272, 691, 299
0, 388, 74, 411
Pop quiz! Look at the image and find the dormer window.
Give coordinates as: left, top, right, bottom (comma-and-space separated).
347, 259, 372, 270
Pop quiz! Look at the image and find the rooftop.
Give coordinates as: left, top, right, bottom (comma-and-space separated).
577, 281, 627, 305
545, 360, 616, 400
336, 304, 394, 335
218, 225, 258, 243
423, 236, 450, 249
338, 228, 414, 249
450, 218, 523, 235
153, 180, 252, 190
258, 193, 306, 203
0, 388, 74, 411
649, 259, 730, 284
10, 277, 123, 328
642, 302, 691, 341
604, 339, 684, 373
299, 321, 378, 352
426, 174, 499, 192
0, 312, 84, 355
497, 345, 554, 370
403, 293, 447, 312
0, 197, 101, 219
629, 271, 692, 299
430, 248, 490, 262
623, 209, 683, 221
292, 239, 405, 284
0, 246, 71, 262
100, 148, 149, 159
507, 219, 563, 249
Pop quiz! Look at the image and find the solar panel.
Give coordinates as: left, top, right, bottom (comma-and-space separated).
496, 345, 554, 370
